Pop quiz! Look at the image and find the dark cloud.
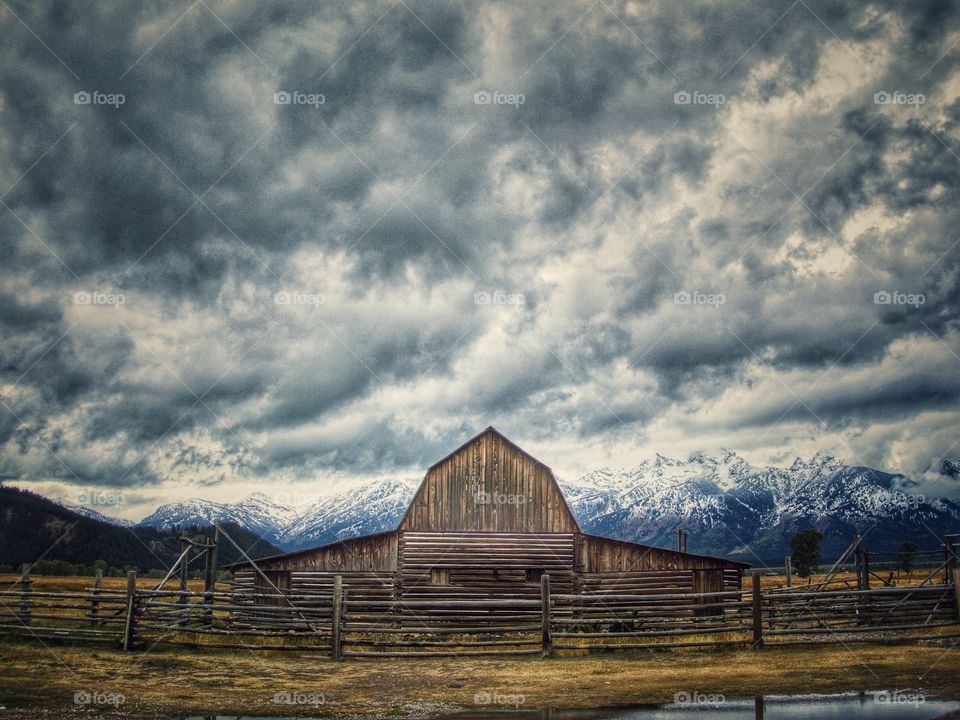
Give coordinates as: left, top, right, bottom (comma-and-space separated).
1, 0, 959, 508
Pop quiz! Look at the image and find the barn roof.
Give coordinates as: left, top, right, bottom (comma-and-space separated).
397, 425, 580, 532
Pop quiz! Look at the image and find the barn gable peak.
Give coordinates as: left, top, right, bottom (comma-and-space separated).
398, 427, 580, 533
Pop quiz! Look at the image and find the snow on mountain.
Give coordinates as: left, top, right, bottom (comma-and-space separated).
275, 478, 416, 551
54, 500, 135, 527
561, 451, 960, 562
131, 453, 960, 562
137, 491, 298, 546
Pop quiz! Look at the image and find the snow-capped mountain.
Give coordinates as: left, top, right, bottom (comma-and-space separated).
137, 491, 298, 546
275, 478, 416, 551
130, 453, 960, 562
54, 500, 135, 527
561, 451, 960, 562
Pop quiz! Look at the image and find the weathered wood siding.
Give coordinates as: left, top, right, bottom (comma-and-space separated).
232, 533, 398, 601
233, 569, 395, 601
248, 532, 398, 573
399, 428, 579, 533
577, 534, 744, 573
398, 531, 576, 598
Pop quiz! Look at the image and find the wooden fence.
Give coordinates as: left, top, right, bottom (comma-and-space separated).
2, 569, 958, 657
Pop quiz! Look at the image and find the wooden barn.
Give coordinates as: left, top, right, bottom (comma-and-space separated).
229, 427, 749, 610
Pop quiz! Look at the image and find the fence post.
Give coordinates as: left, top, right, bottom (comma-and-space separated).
18, 564, 31, 626
203, 528, 220, 625
751, 573, 763, 649
331, 575, 342, 661
178, 539, 190, 606
122, 571, 137, 651
204, 530, 220, 594
91, 568, 103, 625
855, 546, 866, 624
541, 573, 553, 657
861, 551, 871, 625
784, 557, 792, 588
952, 569, 960, 622
945, 535, 957, 585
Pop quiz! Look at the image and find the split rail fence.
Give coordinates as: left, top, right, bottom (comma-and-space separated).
1, 568, 958, 657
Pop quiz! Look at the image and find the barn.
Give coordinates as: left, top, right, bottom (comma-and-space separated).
229, 427, 749, 610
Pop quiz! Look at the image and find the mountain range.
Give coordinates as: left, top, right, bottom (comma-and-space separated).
0, 486, 281, 572
54, 451, 960, 563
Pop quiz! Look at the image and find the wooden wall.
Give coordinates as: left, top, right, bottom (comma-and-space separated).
233, 569, 396, 601
230, 529, 745, 608
250, 532, 398, 573
399, 428, 579, 533
231, 533, 399, 602
577, 534, 746, 573
398, 531, 576, 598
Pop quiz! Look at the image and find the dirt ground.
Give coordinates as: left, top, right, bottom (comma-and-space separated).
1, 638, 959, 718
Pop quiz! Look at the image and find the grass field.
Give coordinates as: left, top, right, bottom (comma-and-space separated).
1, 638, 959, 718
0, 573, 209, 593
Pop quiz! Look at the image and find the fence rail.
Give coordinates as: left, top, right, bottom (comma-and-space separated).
2, 569, 958, 657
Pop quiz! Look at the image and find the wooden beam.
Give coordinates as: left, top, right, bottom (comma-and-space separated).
332, 575, 343, 661
122, 571, 137, 651
18, 563, 31, 626
953, 569, 960, 622
541, 573, 552, 657
752, 573, 763, 649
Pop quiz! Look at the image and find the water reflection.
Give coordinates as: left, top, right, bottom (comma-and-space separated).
187, 691, 960, 720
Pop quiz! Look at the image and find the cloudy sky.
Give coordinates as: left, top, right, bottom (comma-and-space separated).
1, 0, 959, 520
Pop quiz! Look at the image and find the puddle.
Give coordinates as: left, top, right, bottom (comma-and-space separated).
184, 690, 960, 719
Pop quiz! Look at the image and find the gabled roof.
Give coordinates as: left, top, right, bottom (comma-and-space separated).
398, 426, 581, 533
425, 426, 551, 472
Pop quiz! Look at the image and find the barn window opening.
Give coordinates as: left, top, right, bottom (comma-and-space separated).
430, 568, 450, 585
525, 569, 544, 584
254, 570, 291, 606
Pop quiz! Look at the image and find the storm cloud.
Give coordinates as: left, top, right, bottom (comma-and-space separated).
1, 0, 959, 517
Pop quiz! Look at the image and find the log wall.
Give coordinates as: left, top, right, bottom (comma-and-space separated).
398, 531, 576, 598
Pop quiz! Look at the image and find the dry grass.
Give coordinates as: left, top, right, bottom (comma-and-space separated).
0, 638, 959, 718
0, 573, 208, 593
757, 569, 932, 590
